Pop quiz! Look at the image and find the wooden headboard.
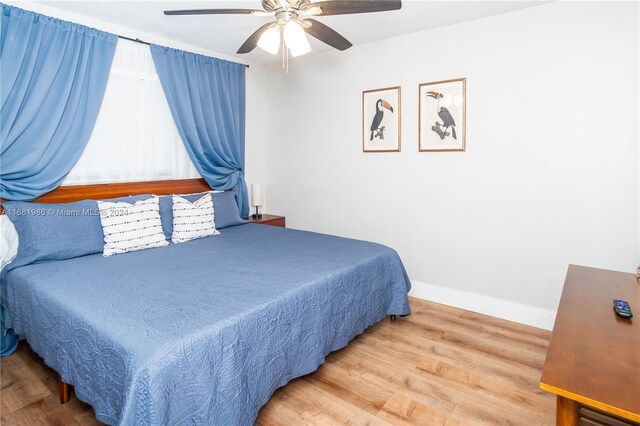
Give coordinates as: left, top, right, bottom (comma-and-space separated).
0, 178, 211, 207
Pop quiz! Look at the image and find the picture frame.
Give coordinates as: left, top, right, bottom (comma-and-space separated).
362, 86, 401, 152
419, 78, 466, 152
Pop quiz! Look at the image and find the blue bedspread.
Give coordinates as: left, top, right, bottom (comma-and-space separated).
2, 224, 411, 425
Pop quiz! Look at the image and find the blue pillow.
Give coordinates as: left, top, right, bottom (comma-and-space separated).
208, 191, 248, 229
159, 190, 247, 240
3, 194, 151, 271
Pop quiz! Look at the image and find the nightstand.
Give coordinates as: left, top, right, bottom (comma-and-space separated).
248, 214, 286, 228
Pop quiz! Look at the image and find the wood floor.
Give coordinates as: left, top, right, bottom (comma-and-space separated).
0, 297, 555, 425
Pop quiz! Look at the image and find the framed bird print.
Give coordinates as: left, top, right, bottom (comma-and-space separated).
362, 86, 401, 152
419, 78, 466, 152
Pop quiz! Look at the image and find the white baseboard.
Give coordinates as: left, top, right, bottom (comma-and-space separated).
409, 280, 556, 331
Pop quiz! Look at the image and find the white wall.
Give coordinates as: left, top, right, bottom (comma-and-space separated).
3, 1, 269, 208
245, 65, 268, 212
263, 1, 640, 328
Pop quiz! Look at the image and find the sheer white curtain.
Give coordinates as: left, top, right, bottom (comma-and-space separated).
64, 38, 200, 185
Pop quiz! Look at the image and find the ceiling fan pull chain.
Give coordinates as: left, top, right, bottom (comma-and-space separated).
280, 32, 289, 74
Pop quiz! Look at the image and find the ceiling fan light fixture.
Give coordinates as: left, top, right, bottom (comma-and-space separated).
165, 0, 403, 60
284, 20, 311, 57
257, 26, 281, 55
289, 42, 311, 57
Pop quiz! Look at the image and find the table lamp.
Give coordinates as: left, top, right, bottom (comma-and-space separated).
251, 183, 263, 219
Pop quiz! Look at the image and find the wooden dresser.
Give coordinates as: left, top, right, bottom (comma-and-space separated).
540, 265, 640, 426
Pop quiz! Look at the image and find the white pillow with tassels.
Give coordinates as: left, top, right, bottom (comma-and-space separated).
171, 194, 220, 244
0, 214, 19, 271
98, 196, 168, 257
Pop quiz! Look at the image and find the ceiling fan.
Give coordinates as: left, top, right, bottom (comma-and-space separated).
164, 0, 402, 57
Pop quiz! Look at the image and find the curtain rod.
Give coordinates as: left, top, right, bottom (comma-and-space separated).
118, 35, 250, 68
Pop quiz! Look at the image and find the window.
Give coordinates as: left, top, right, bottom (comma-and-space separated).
64, 38, 200, 185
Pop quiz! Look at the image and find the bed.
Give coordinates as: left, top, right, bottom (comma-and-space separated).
1, 179, 411, 425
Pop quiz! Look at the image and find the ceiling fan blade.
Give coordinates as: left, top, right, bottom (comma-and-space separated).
304, 19, 352, 51
237, 23, 274, 54
164, 9, 263, 16
309, 1, 401, 16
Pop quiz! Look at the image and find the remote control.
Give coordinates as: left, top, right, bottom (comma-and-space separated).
613, 300, 633, 319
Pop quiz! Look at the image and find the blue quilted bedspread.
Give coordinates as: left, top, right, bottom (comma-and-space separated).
2, 224, 411, 425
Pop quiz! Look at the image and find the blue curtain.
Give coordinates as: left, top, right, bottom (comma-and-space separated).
0, 4, 117, 200
0, 306, 18, 356
150, 44, 248, 217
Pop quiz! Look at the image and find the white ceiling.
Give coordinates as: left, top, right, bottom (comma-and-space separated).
38, 1, 547, 64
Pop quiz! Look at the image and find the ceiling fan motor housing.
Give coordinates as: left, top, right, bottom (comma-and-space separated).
276, 10, 298, 26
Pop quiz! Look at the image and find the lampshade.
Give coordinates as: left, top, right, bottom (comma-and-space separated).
284, 21, 311, 57
251, 184, 263, 207
257, 26, 280, 55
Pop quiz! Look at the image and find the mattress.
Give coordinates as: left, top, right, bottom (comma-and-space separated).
2, 223, 411, 425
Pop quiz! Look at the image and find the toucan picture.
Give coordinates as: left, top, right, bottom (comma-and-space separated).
427, 91, 457, 140
370, 99, 394, 141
